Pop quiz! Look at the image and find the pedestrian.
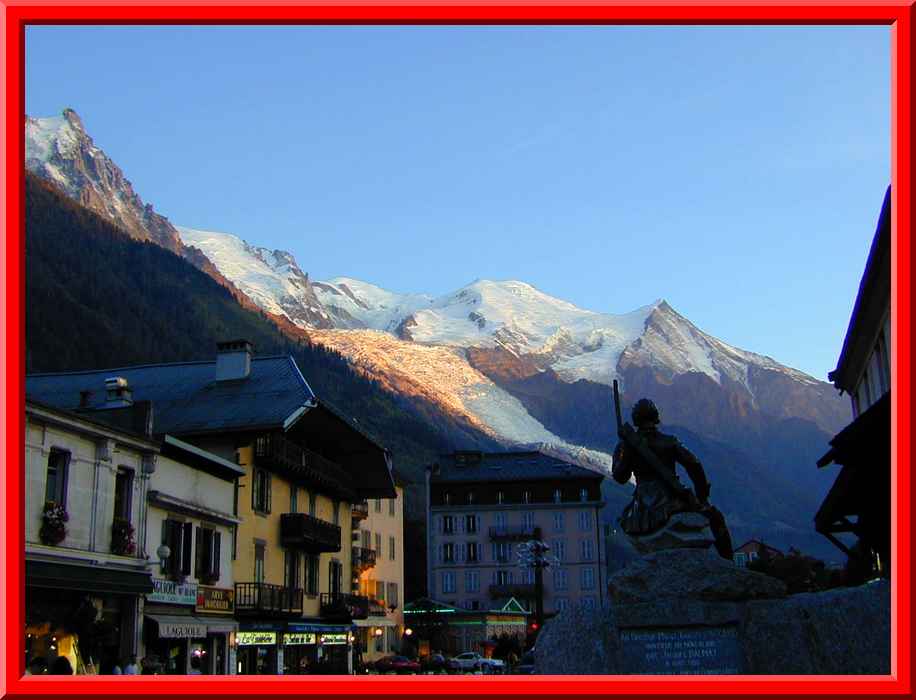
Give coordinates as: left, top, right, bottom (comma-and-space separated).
123, 655, 140, 675
188, 656, 202, 675
48, 657, 74, 675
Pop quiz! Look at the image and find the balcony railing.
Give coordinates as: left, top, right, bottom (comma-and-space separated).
351, 501, 369, 521
235, 582, 303, 615
352, 546, 377, 573
280, 513, 341, 553
255, 433, 354, 500
488, 583, 536, 599
489, 526, 542, 541
320, 592, 369, 620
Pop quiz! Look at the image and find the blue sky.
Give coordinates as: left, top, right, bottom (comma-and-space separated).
25, 26, 889, 380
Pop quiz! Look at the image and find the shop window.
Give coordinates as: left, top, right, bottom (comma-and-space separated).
252, 469, 271, 514
162, 519, 192, 578
195, 527, 222, 583
113, 467, 134, 522
44, 448, 70, 508
254, 542, 265, 583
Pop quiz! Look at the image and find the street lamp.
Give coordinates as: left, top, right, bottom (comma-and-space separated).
404, 628, 413, 637
156, 544, 171, 571
516, 540, 559, 633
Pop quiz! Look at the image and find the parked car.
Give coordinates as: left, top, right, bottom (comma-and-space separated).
373, 655, 421, 674
515, 651, 536, 675
419, 653, 448, 673
448, 652, 505, 673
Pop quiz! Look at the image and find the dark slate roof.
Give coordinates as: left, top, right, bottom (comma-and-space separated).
432, 451, 603, 484
26, 356, 314, 436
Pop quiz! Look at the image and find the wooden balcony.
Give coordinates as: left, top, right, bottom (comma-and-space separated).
320, 592, 369, 621
351, 500, 369, 521
255, 433, 354, 500
352, 546, 377, 573
280, 513, 341, 553
489, 526, 542, 541
235, 582, 303, 616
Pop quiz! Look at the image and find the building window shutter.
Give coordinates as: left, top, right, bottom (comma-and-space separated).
195, 527, 204, 579
266, 472, 272, 514
181, 522, 193, 575
212, 531, 221, 581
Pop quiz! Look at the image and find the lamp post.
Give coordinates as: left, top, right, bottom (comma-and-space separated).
156, 544, 171, 572
516, 540, 558, 632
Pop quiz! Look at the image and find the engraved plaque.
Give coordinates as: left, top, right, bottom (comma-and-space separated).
619, 626, 744, 675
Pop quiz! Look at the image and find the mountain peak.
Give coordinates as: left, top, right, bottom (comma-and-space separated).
62, 107, 86, 132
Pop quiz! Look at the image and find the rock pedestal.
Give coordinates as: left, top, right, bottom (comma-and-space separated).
533, 534, 891, 675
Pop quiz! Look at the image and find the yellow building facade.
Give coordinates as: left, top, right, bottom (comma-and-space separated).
353, 485, 405, 664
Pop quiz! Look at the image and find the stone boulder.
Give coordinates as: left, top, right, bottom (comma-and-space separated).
607, 547, 788, 605
533, 579, 890, 675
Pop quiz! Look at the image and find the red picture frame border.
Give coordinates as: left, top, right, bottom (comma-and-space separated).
1, 3, 911, 698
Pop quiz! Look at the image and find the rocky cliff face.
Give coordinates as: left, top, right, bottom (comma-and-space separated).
26, 109, 184, 254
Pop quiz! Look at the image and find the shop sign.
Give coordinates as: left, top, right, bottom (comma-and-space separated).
196, 586, 235, 614
159, 621, 207, 639
148, 578, 198, 605
237, 631, 277, 646
319, 633, 348, 646
282, 633, 317, 646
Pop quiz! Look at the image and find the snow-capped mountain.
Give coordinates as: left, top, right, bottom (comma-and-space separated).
24, 109, 853, 558
178, 226, 334, 329
26, 109, 183, 254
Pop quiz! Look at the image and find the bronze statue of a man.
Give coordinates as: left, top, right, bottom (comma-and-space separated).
612, 398, 734, 560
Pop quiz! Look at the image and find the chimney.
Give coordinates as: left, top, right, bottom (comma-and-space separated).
104, 377, 133, 407
216, 339, 252, 381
